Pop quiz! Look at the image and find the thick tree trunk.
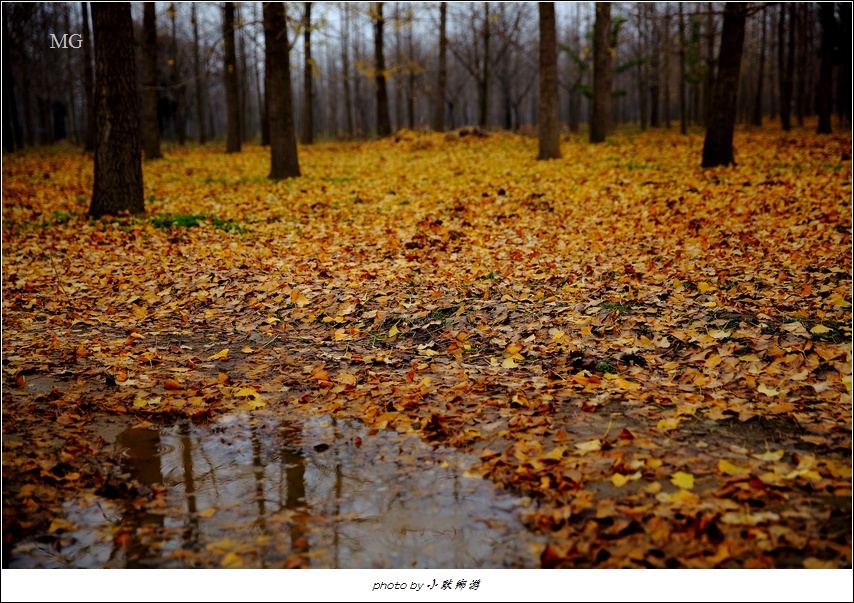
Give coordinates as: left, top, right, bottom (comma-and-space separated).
839, 2, 852, 127
302, 2, 314, 145
590, 2, 611, 143
141, 2, 162, 159
478, 3, 490, 129
435, 2, 447, 132
374, 2, 391, 137
89, 2, 144, 218
701, 3, 747, 168
252, 3, 265, 146
224, 2, 241, 153
264, 1, 300, 179
82, 2, 96, 151
537, 3, 560, 160
816, 2, 835, 134
192, 3, 207, 144
778, 4, 794, 131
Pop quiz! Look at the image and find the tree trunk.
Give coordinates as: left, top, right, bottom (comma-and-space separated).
704, 2, 714, 125
839, 2, 852, 127
590, 2, 611, 143
192, 3, 207, 144
406, 13, 415, 130
82, 2, 96, 150
435, 2, 447, 131
701, 3, 747, 168
301, 2, 314, 144
678, 3, 687, 134
264, 0, 300, 179
374, 2, 391, 137
663, 4, 671, 128
223, 2, 241, 153
252, 3, 265, 146
2, 14, 20, 152
141, 2, 162, 159
89, 2, 144, 218
751, 5, 766, 127
63, 4, 78, 144
779, 4, 794, 131
478, 3, 490, 128
341, 3, 354, 138
648, 3, 659, 128
816, 2, 835, 134
170, 3, 185, 145
537, 3, 560, 160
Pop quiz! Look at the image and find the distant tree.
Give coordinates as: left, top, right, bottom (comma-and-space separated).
340, 3, 354, 138
191, 3, 206, 144
88, 2, 143, 218
2, 10, 22, 152
169, 3, 185, 145
223, 2, 241, 153
81, 2, 95, 151
141, 2, 162, 159
302, 2, 314, 145
435, 2, 447, 132
263, 0, 300, 179
537, 3, 560, 160
590, 2, 611, 143
701, 3, 748, 168
751, 4, 767, 127
374, 2, 391, 137
816, 2, 835, 134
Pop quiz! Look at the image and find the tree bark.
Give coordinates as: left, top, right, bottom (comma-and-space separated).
537, 3, 560, 160
81, 2, 96, 150
478, 3, 490, 128
374, 2, 391, 137
89, 2, 144, 218
223, 2, 241, 153
340, 3, 354, 138
264, 0, 300, 179
678, 3, 687, 134
302, 2, 314, 144
435, 2, 447, 132
170, 3, 185, 145
779, 4, 794, 131
192, 3, 206, 144
816, 2, 835, 134
141, 2, 162, 159
751, 5, 766, 127
701, 3, 748, 168
2, 14, 20, 152
590, 2, 611, 143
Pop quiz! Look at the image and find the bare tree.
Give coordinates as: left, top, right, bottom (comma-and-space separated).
223, 2, 241, 153
538, 3, 560, 160
701, 3, 748, 167
141, 2, 162, 159
169, 3, 185, 145
816, 2, 835, 134
590, 2, 611, 143
89, 2, 143, 218
81, 2, 95, 150
374, 2, 392, 137
302, 2, 314, 144
192, 3, 206, 144
264, 0, 300, 179
435, 2, 447, 132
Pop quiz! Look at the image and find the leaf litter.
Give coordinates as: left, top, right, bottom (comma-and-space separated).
2, 127, 851, 568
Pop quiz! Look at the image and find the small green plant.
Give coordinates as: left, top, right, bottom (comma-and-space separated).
596, 361, 616, 373
602, 301, 630, 315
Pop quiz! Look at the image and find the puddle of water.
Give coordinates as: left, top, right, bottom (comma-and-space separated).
8, 413, 542, 568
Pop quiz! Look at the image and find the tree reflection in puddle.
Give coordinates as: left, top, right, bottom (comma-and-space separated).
10, 414, 542, 568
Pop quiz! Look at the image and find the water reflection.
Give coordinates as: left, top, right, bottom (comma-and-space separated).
9, 414, 541, 569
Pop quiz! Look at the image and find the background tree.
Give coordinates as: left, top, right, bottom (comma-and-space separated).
374, 2, 391, 137
88, 2, 143, 218
701, 3, 748, 168
264, 0, 300, 179
302, 2, 314, 144
590, 2, 611, 143
81, 2, 95, 150
192, 3, 207, 144
816, 3, 835, 134
169, 3, 186, 145
538, 3, 560, 160
223, 2, 241, 153
435, 2, 447, 132
141, 2, 162, 160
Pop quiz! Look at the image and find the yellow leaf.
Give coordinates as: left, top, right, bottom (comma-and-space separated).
809, 324, 831, 334
336, 372, 358, 385
132, 304, 148, 320
291, 290, 310, 307
197, 507, 217, 518
208, 348, 229, 360
574, 439, 601, 454
542, 446, 567, 461
615, 377, 640, 390
656, 417, 682, 431
704, 354, 722, 369
670, 471, 695, 489
751, 450, 784, 462
757, 383, 779, 396
611, 473, 630, 487
502, 357, 518, 368
708, 330, 730, 339
241, 345, 254, 353
235, 388, 260, 398
718, 459, 750, 477
698, 282, 714, 294
388, 324, 400, 337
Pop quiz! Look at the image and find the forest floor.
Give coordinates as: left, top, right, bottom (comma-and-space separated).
2, 126, 852, 569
